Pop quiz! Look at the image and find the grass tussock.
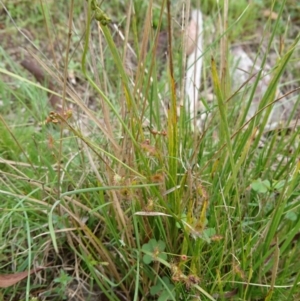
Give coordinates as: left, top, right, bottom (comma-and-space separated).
1, 0, 300, 300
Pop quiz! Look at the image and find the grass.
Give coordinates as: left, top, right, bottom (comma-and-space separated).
1, 0, 300, 300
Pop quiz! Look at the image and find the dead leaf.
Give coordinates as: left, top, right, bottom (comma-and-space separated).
68, 70, 77, 85
21, 58, 61, 109
0, 267, 44, 288
263, 10, 278, 20
186, 19, 198, 55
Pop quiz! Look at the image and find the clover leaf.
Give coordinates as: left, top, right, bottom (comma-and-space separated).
142, 239, 167, 264
150, 276, 175, 301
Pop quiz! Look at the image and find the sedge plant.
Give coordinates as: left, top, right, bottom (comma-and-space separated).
0, 0, 300, 300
